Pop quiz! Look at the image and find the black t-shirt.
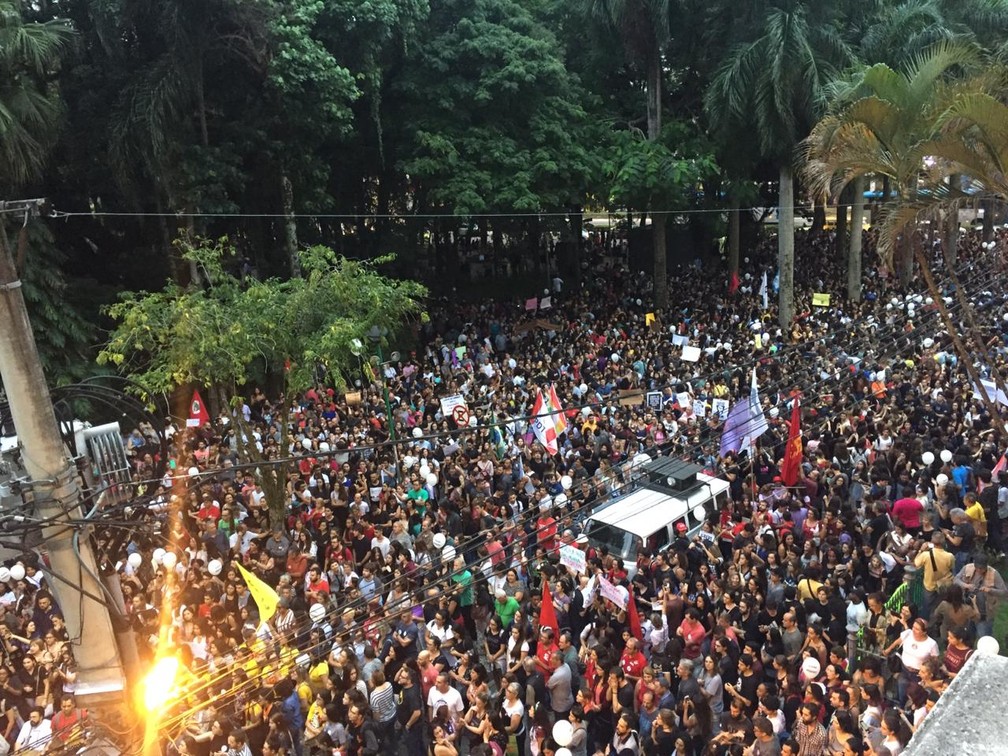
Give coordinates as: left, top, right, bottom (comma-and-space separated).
738, 671, 761, 717
954, 521, 976, 553
397, 683, 423, 728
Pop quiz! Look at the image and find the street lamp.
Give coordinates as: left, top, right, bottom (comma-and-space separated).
367, 325, 399, 466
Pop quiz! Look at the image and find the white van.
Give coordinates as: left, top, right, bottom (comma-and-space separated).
584, 460, 729, 577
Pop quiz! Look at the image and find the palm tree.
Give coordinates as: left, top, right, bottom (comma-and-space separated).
0, 0, 71, 190
705, 0, 851, 328
802, 42, 992, 271
581, 0, 672, 307
802, 41, 1008, 420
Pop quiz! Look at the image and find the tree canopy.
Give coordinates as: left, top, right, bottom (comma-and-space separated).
6, 0, 1008, 381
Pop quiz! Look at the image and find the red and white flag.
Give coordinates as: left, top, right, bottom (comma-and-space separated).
547, 384, 568, 436
187, 390, 211, 428
993, 452, 1007, 478
531, 389, 559, 455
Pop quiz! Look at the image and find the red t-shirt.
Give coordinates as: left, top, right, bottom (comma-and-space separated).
891, 498, 924, 529
620, 650, 647, 678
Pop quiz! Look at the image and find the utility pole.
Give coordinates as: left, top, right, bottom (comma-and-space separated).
0, 201, 128, 713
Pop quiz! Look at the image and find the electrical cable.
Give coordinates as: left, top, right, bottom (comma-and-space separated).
35, 251, 1005, 520
13, 253, 1005, 752
131, 266, 1006, 742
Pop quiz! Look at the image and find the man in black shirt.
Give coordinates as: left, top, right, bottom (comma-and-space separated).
395, 667, 424, 756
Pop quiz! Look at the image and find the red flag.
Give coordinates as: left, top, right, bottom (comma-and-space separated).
627, 590, 643, 641
187, 390, 211, 428
780, 396, 802, 486
728, 270, 740, 295
993, 453, 1007, 478
539, 580, 559, 638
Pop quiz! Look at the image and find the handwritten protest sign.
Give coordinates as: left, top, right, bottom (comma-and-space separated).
559, 544, 586, 575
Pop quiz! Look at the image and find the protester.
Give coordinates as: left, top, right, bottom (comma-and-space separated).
4, 227, 1008, 756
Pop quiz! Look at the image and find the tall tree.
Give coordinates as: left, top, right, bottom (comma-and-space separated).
580, 0, 672, 307
706, 0, 851, 328
0, 0, 71, 189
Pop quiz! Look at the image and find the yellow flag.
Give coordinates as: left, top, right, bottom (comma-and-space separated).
236, 562, 279, 622
812, 292, 831, 307
645, 312, 656, 327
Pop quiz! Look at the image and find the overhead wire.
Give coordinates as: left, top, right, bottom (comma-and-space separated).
127, 259, 1008, 745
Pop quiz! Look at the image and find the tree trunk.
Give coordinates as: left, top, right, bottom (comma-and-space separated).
848, 176, 865, 303
195, 65, 209, 148
281, 171, 301, 277
896, 234, 913, 287
835, 186, 848, 261
946, 205, 959, 266
646, 50, 666, 308
982, 196, 994, 243
728, 207, 740, 276
653, 213, 668, 308
811, 199, 826, 236
778, 164, 795, 328
915, 244, 1002, 433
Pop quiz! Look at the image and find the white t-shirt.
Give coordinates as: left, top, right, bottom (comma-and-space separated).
900, 629, 938, 671
427, 684, 464, 722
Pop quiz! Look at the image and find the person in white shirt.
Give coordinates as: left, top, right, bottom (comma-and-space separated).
426, 673, 464, 724
15, 706, 52, 753
885, 617, 938, 705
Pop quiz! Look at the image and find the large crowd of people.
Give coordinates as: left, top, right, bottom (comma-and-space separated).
3, 226, 1008, 756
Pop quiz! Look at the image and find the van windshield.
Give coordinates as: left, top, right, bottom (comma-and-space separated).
586, 521, 633, 561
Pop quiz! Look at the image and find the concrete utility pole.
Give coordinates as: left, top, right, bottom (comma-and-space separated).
0, 201, 127, 708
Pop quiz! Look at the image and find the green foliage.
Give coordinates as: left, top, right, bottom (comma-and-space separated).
395, 0, 605, 214
98, 236, 427, 398
606, 124, 718, 209
0, 0, 71, 189
13, 221, 102, 385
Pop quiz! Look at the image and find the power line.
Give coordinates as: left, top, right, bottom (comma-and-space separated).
122, 264, 1006, 746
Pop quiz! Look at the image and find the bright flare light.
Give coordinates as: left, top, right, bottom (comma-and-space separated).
143, 656, 180, 713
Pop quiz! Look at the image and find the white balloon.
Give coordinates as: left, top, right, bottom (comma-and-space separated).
412, 427, 424, 438
0, 567, 9, 583
940, 449, 953, 463
579, 383, 588, 395
207, 559, 223, 576
432, 533, 447, 549
309, 603, 327, 623
468, 416, 478, 427
635, 298, 642, 306
152, 548, 166, 565
921, 452, 935, 465
936, 474, 949, 487
319, 442, 330, 452
419, 465, 430, 478
977, 635, 1000, 655
161, 552, 178, 570
556, 749, 572, 756
561, 475, 573, 490
128, 552, 143, 569
611, 353, 620, 363
552, 720, 574, 747
554, 493, 568, 507
802, 657, 821, 680
693, 506, 707, 523
442, 545, 457, 562
427, 473, 438, 486
301, 438, 312, 451
9, 564, 25, 582
922, 338, 934, 349
508, 358, 517, 369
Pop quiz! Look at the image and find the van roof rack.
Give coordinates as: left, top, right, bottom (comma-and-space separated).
642, 457, 704, 494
